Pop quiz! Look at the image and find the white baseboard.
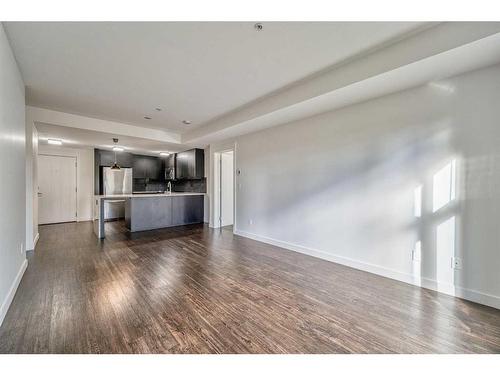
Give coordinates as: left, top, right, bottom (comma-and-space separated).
77, 216, 92, 222
0, 258, 28, 327
234, 229, 500, 310
33, 232, 39, 248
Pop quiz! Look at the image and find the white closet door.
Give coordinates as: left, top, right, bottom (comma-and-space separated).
38, 154, 77, 224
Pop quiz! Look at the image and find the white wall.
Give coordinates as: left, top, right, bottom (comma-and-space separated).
229, 63, 500, 309
0, 24, 27, 326
38, 144, 94, 222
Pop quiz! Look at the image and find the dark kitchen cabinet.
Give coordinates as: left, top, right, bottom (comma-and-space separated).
165, 153, 175, 169
176, 148, 204, 180
164, 153, 176, 180
96, 149, 133, 168
132, 155, 163, 180
126, 195, 204, 232
171, 195, 204, 225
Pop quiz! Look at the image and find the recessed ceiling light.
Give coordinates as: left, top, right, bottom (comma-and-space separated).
159, 152, 170, 157
48, 139, 62, 145
112, 146, 124, 152
182, 120, 191, 125
144, 116, 152, 120
155, 108, 162, 112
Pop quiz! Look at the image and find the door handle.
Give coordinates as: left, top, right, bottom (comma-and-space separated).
38, 192, 43, 197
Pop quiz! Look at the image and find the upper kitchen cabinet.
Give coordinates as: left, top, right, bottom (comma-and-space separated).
95, 149, 133, 168
176, 148, 204, 180
132, 154, 163, 180
164, 153, 176, 180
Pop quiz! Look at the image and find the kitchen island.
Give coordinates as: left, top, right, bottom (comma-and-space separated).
93, 192, 205, 238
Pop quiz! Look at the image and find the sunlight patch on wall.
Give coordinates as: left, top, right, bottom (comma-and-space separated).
414, 185, 422, 218
433, 159, 456, 212
436, 216, 456, 295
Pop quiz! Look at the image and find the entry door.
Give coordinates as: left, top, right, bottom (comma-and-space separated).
38, 154, 77, 224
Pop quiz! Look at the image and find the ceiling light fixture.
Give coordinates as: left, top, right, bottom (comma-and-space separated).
48, 139, 63, 145
159, 152, 170, 156
111, 138, 122, 170
144, 116, 152, 120
182, 120, 191, 125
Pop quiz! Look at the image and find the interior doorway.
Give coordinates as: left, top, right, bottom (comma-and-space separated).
213, 150, 234, 229
38, 154, 77, 224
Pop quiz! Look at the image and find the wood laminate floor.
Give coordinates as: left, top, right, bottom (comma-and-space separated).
1, 221, 500, 353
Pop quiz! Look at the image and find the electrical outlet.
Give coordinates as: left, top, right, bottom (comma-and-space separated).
452, 257, 462, 270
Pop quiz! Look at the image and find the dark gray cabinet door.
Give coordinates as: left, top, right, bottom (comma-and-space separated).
176, 151, 190, 179
149, 157, 162, 180
127, 197, 173, 232
97, 149, 133, 168
98, 150, 114, 166
176, 149, 204, 179
172, 195, 204, 225
125, 195, 203, 232
133, 155, 163, 180
132, 156, 147, 178
164, 154, 176, 180
165, 154, 175, 169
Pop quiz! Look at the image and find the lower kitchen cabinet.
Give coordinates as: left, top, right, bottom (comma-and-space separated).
172, 195, 204, 225
125, 195, 204, 232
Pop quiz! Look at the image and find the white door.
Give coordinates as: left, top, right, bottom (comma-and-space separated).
38, 154, 77, 224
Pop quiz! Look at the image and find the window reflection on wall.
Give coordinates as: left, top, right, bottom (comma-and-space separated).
436, 216, 456, 291
414, 185, 422, 218
433, 159, 456, 212
411, 158, 459, 295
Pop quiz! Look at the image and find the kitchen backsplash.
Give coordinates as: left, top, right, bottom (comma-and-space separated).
133, 180, 166, 192
172, 178, 206, 193
132, 178, 206, 193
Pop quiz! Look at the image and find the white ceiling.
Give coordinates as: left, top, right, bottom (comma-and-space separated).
189, 31, 500, 144
5, 22, 424, 134
36, 122, 189, 155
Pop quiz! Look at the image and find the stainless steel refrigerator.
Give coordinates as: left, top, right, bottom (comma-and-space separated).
103, 167, 132, 220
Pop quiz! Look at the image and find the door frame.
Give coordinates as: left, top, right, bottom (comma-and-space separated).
38, 153, 78, 225
212, 147, 235, 230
